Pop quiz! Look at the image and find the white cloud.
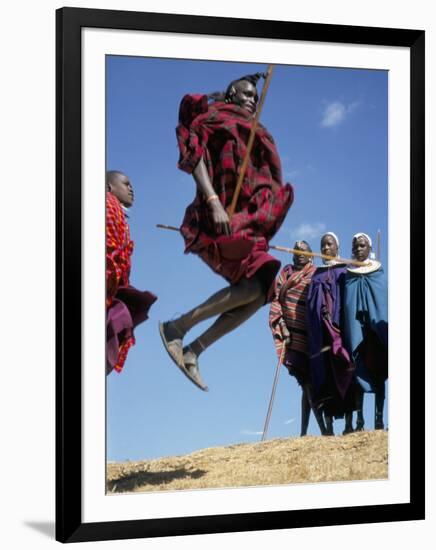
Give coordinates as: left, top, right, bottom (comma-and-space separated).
284, 418, 295, 425
241, 429, 263, 436
321, 100, 360, 128
291, 222, 326, 241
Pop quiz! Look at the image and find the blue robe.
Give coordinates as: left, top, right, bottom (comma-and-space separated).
344, 267, 388, 392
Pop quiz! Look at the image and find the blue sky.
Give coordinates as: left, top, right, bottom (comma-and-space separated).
106, 56, 388, 462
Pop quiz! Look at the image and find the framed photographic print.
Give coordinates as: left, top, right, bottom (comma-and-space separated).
56, 7, 425, 543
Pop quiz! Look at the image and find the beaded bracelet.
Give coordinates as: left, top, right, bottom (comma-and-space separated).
206, 194, 219, 204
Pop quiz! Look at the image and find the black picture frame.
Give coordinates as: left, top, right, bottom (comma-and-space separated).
56, 7, 425, 543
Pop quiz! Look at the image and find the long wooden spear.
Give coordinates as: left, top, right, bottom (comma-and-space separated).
376, 229, 381, 260
271, 244, 368, 267
156, 224, 369, 267
374, 229, 381, 424
227, 65, 275, 220
261, 345, 286, 441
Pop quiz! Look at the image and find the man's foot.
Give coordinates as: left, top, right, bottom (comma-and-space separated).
182, 347, 209, 392
355, 420, 365, 432
343, 412, 354, 435
159, 320, 185, 369
324, 417, 334, 436
375, 415, 384, 430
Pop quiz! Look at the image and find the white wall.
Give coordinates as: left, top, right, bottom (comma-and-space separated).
0, 1, 433, 548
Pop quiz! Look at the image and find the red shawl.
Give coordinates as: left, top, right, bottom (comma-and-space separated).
106, 192, 134, 372
106, 192, 133, 306
176, 95, 294, 274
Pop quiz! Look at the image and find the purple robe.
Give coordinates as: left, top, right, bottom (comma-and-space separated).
306, 265, 356, 415
106, 286, 157, 375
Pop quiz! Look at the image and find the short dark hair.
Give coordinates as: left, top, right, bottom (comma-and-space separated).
106, 170, 125, 186
208, 72, 266, 103
224, 72, 265, 101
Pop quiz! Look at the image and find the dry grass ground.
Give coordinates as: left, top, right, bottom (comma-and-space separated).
107, 430, 387, 494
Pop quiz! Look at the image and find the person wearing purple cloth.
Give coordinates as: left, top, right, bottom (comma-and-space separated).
306, 232, 357, 435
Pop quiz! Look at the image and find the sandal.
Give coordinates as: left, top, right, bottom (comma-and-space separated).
159, 320, 185, 369
183, 348, 209, 392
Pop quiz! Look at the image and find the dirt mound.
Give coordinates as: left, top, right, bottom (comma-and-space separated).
107, 430, 388, 494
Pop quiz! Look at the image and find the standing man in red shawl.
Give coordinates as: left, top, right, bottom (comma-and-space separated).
106, 170, 157, 375
160, 73, 293, 391
269, 241, 327, 436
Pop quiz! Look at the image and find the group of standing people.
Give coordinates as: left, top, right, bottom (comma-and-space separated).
269, 232, 388, 436
105, 71, 388, 436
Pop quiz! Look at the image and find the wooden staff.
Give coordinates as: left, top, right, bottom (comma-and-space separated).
375, 229, 381, 423
156, 225, 369, 267
227, 65, 274, 220
271, 245, 369, 267
261, 345, 286, 442
376, 229, 381, 260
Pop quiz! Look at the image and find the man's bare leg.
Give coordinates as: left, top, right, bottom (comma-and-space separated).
168, 277, 263, 336
183, 291, 265, 364
300, 388, 311, 437
343, 412, 354, 435
375, 382, 385, 430
324, 414, 334, 436
160, 277, 263, 363
159, 276, 265, 389
170, 293, 265, 391
302, 384, 328, 436
355, 387, 365, 431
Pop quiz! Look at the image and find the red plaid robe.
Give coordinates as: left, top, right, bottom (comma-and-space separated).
106, 192, 135, 373
176, 94, 294, 293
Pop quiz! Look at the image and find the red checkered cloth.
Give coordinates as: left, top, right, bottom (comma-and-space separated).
176, 94, 294, 293
106, 192, 135, 372
106, 193, 157, 374
106, 191, 133, 306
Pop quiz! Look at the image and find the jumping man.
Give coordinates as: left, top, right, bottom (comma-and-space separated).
159, 73, 293, 391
